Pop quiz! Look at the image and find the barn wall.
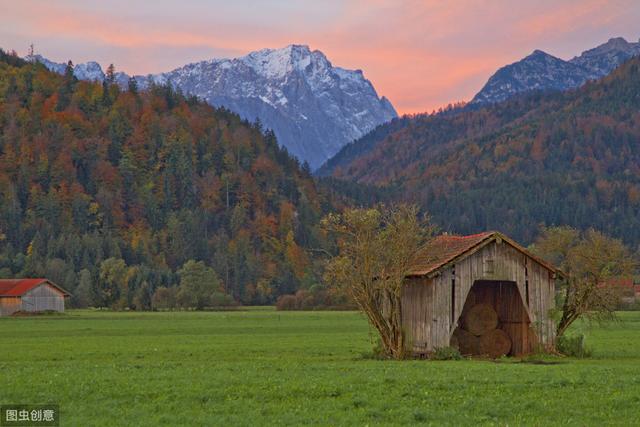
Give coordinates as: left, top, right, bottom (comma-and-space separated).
21, 284, 65, 313
401, 277, 433, 353
0, 297, 22, 316
402, 239, 556, 353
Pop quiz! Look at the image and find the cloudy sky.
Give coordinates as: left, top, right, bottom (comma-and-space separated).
2, 0, 639, 113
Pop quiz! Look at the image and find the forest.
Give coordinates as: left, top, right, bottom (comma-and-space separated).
0, 49, 346, 309
326, 58, 640, 246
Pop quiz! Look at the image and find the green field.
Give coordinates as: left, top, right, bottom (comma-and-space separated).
1, 309, 640, 426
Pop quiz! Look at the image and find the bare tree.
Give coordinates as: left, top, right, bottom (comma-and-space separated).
532, 226, 636, 337
322, 205, 435, 359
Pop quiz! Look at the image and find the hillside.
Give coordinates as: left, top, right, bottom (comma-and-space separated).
326, 57, 640, 244
0, 49, 336, 307
30, 45, 397, 169
322, 37, 640, 177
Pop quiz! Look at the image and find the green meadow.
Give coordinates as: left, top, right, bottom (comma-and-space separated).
1, 309, 640, 426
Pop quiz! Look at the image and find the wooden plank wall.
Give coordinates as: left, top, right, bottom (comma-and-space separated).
401, 277, 433, 353
0, 297, 22, 316
527, 261, 555, 347
402, 240, 556, 353
21, 284, 65, 313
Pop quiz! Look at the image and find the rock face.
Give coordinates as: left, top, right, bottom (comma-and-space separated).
29, 45, 397, 169
470, 50, 592, 105
571, 37, 640, 78
471, 37, 640, 105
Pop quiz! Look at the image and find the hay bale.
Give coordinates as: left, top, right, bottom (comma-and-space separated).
452, 328, 479, 355
479, 329, 512, 358
464, 303, 498, 336
449, 334, 460, 350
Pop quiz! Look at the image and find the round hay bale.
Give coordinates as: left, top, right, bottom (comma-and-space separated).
479, 329, 512, 358
464, 304, 498, 336
450, 334, 460, 350
452, 328, 479, 355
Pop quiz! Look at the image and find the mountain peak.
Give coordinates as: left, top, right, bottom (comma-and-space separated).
524, 50, 564, 63
605, 37, 629, 46
529, 49, 550, 57
240, 44, 330, 79
577, 37, 636, 57
472, 36, 640, 105
571, 36, 640, 78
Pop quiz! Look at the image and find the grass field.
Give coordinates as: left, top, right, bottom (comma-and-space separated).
1, 309, 640, 426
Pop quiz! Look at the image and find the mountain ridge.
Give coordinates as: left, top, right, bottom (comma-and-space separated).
27, 45, 397, 169
471, 36, 640, 105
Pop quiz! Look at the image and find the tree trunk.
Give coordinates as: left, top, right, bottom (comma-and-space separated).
359, 288, 406, 359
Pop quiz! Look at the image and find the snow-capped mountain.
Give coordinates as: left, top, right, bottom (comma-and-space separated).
471, 37, 640, 105
30, 54, 106, 82
30, 45, 397, 169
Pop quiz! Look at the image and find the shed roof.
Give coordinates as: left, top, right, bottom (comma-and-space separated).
408, 231, 558, 277
0, 279, 70, 297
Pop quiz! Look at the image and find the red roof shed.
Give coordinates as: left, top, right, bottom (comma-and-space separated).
0, 279, 70, 316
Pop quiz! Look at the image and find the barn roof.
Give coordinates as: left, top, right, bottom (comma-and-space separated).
408, 231, 558, 277
0, 279, 71, 297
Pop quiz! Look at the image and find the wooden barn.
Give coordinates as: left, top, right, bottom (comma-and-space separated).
0, 279, 70, 316
402, 231, 558, 357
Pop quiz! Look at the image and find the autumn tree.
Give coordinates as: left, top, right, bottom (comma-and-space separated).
177, 260, 223, 310
322, 205, 435, 359
98, 257, 128, 308
532, 226, 637, 337
105, 63, 115, 84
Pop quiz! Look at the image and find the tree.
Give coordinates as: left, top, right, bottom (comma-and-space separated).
56, 60, 75, 111
152, 286, 177, 310
74, 268, 94, 308
322, 205, 435, 359
127, 77, 138, 94
132, 280, 152, 310
106, 63, 115, 84
98, 257, 128, 308
177, 260, 222, 309
532, 226, 637, 337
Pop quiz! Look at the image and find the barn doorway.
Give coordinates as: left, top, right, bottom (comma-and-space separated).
451, 280, 533, 356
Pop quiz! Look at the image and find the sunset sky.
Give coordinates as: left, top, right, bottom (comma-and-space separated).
2, 0, 639, 114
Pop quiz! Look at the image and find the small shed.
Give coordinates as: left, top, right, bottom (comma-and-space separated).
402, 231, 558, 356
0, 279, 70, 316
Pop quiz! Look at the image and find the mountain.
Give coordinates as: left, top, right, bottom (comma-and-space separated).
28, 45, 397, 169
325, 56, 640, 245
30, 54, 106, 82
471, 37, 640, 105
0, 48, 338, 308
470, 50, 593, 105
571, 37, 640, 77
321, 36, 640, 176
